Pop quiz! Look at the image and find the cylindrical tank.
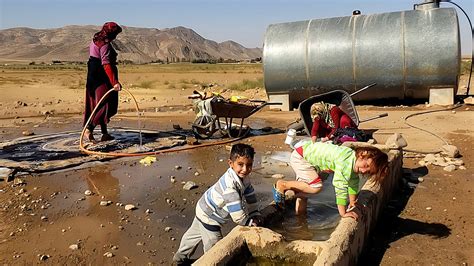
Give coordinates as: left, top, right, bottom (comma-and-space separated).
263, 6, 460, 104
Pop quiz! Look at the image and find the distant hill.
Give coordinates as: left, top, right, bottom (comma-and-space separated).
0, 25, 262, 63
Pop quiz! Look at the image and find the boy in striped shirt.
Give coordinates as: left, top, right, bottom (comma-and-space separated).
173, 143, 262, 265
273, 141, 388, 219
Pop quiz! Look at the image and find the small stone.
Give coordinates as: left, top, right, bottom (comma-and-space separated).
183, 181, 198, 190
194, 172, 200, 176
175, 165, 182, 170
84, 190, 93, 196
145, 209, 152, 214
22, 130, 34, 136
100, 201, 111, 206
459, 166, 466, 170
426, 207, 432, 211
124, 204, 137, 211
41, 216, 48, 221
164, 227, 172, 232
170, 176, 176, 183
69, 244, 79, 250
417, 177, 424, 183
385, 133, 408, 149
39, 255, 50, 261
103, 252, 114, 258
443, 165, 456, 172
441, 145, 460, 158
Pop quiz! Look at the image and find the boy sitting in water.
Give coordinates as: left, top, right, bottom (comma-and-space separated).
273, 141, 388, 219
173, 143, 262, 265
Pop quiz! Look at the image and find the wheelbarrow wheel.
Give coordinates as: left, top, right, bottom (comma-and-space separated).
192, 115, 216, 139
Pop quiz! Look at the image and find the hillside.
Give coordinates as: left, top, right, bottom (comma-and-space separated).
0, 25, 262, 63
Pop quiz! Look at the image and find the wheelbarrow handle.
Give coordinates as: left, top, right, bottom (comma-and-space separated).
350, 83, 377, 97
359, 113, 388, 123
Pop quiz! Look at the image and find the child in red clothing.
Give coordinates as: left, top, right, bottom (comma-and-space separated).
310, 102, 357, 142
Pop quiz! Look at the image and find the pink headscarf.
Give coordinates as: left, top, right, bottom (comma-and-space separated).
93, 22, 122, 48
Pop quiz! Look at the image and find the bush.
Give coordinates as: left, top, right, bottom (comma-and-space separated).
228, 78, 264, 91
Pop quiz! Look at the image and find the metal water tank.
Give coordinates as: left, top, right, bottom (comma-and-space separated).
263, 5, 460, 107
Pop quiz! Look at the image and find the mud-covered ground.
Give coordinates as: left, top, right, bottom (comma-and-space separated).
0, 66, 473, 265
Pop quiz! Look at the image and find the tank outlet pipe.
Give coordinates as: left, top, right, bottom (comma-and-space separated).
414, 0, 440, 10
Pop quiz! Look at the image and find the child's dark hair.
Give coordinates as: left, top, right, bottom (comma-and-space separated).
230, 143, 255, 161
355, 146, 389, 185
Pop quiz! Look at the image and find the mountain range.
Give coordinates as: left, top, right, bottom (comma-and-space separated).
0, 25, 262, 63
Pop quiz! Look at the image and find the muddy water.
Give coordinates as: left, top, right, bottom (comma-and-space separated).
255, 150, 368, 241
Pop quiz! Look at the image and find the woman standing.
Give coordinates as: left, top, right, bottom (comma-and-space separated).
83, 22, 122, 142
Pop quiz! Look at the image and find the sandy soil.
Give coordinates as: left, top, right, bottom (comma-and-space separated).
0, 66, 473, 265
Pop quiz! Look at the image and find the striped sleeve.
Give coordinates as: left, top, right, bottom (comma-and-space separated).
223, 187, 248, 225
243, 184, 260, 217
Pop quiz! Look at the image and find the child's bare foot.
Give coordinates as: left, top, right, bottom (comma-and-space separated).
84, 129, 97, 143
101, 133, 115, 142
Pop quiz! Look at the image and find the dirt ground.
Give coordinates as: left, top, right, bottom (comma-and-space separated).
0, 65, 473, 265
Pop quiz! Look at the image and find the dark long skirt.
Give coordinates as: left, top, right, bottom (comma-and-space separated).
83, 57, 118, 131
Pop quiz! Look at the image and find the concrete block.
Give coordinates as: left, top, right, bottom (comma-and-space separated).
268, 94, 290, 111
429, 87, 454, 106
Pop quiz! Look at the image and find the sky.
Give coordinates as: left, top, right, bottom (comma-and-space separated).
0, 0, 472, 55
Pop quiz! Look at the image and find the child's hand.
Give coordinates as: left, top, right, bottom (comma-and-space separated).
311, 136, 317, 143
343, 211, 359, 220
321, 137, 329, 142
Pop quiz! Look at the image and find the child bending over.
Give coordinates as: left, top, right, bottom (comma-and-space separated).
272, 141, 388, 219
173, 143, 262, 265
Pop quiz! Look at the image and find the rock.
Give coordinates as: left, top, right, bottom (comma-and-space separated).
367, 139, 377, 144
84, 190, 93, 196
183, 181, 198, 190
165, 227, 172, 232
175, 165, 182, 170
463, 96, 474, 105
103, 252, 114, 258
459, 166, 466, 170
418, 177, 424, 183
186, 137, 199, 145
124, 204, 137, 211
69, 244, 79, 250
13, 178, 25, 186
385, 133, 408, 149
423, 154, 437, 164
441, 145, 460, 158
170, 176, 176, 183
443, 165, 456, 172
39, 255, 50, 261
100, 201, 112, 206
271, 174, 285, 179
0, 168, 14, 181
426, 207, 432, 211
194, 172, 200, 176
22, 130, 34, 136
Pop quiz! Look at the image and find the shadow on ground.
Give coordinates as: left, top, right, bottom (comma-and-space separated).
358, 166, 451, 265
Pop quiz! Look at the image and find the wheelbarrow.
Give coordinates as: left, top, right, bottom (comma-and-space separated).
191, 95, 282, 139
292, 83, 388, 136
